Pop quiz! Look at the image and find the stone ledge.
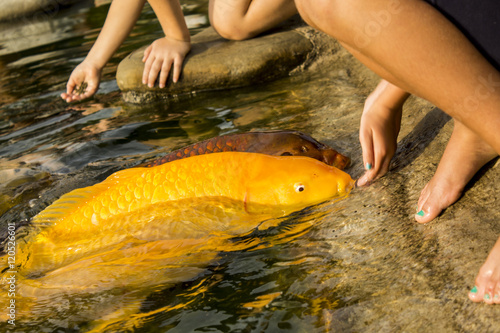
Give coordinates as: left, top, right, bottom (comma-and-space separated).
116, 26, 314, 104
0, 0, 81, 22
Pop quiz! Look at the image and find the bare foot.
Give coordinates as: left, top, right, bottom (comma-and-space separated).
415, 121, 497, 223
469, 236, 500, 304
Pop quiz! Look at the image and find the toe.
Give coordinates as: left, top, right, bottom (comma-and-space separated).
483, 277, 500, 305
414, 203, 442, 224
469, 285, 485, 302
357, 173, 371, 187
414, 177, 462, 224
471, 269, 493, 303
483, 287, 494, 304
469, 237, 500, 304
494, 283, 500, 304
414, 185, 445, 224
414, 183, 441, 224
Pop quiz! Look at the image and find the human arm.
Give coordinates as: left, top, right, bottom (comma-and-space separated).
142, 0, 191, 88
61, 0, 146, 102
357, 79, 410, 186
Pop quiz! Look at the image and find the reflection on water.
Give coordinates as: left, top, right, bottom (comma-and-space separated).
0, 0, 209, 101
0, 1, 374, 332
1, 192, 351, 331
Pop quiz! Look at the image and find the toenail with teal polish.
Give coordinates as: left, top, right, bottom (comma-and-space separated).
484, 294, 491, 300
470, 286, 478, 293
495, 295, 500, 300
366, 163, 372, 170
416, 210, 425, 217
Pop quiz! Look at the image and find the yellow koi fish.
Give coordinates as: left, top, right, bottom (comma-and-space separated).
17, 152, 354, 274
2, 152, 354, 328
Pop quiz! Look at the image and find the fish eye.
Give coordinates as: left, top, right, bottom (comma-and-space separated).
301, 146, 308, 153
294, 183, 305, 193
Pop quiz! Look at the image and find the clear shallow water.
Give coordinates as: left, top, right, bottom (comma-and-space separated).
0, 1, 452, 332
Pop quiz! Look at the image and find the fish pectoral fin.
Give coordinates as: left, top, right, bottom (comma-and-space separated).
32, 184, 107, 226
32, 168, 145, 226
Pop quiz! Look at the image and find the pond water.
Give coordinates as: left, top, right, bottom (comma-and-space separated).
0, 1, 488, 333
0, 2, 366, 331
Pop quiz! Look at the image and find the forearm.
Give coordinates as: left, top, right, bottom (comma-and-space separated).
148, 0, 190, 42
86, 0, 147, 69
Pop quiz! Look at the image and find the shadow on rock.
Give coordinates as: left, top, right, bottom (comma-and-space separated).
391, 107, 451, 172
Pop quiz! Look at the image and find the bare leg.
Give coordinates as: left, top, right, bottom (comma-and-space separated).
294, 0, 500, 304
296, 0, 500, 219
209, 0, 298, 40
416, 121, 497, 223
295, 0, 500, 153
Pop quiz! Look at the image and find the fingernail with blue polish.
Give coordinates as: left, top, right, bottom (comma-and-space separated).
366, 163, 372, 170
416, 210, 425, 217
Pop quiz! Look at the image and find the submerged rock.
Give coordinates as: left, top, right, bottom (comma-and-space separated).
0, 0, 81, 21
116, 26, 313, 104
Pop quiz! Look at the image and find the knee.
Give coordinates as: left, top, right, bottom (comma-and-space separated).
211, 18, 254, 41
294, 0, 316, 27
295, 0, 339, 30
295, 0, 362, 41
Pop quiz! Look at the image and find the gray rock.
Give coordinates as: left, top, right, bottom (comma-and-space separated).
0, 0, 80, 22
116, 26, 313, 104
282, 28, 500, 331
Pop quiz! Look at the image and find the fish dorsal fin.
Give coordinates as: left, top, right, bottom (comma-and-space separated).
31, 168, 144, 227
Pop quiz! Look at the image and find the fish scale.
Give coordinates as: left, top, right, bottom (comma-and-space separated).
142, 131, 351, 170
19, 152, 354, 275
34, 153, 250, 232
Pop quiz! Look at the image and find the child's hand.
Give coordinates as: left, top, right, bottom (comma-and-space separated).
357, 80, 408, 186
61, 61, 102, 103
357, 99, 402, 186
142, 37, 191, 88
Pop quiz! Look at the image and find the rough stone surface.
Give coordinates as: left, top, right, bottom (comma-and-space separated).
3, 10, 500, 330
0, 0, 81, 21
117, 26, 313, 104
280, 28, 500, 331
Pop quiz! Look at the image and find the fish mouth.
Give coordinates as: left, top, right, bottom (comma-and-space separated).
349, 178, 357, 191
338, 178, 356, 195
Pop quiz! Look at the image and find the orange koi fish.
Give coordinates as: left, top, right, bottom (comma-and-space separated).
2, 152, 354, 327
17, 152, 354, 274
142, 131, 351, 170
